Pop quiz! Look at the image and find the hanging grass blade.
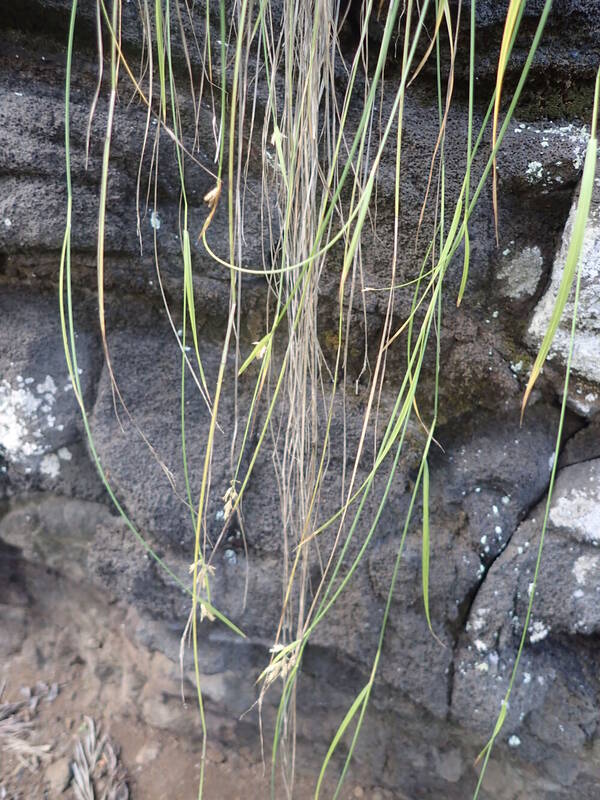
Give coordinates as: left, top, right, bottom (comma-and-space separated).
183, 229, 210, 397
407, 0, 449, 88
457, 227, 470, 306
474, 697, 508, 765
457, 0, 476, 307
422, 458, 432, 631
492, 0, 525, 241
314, 684, 370, 799
155, 0, 167, 123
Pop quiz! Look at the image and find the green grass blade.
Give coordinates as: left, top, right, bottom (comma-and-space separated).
457, 227, 470, 306
314, 684, 370, 799
457, 0, 475, 307
422, 458, 432, 631
155, 0, 167, 122
183, 230, 210, 396
491, 0, 526, 237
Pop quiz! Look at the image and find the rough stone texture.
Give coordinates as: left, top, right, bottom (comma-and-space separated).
0, 494, 115, 583
452, 459, 600, 793
559, 419, 600, 468
528, 178, 600, 397
0, 289, 104, 500
1, 2, 600, 798
0, 540, 29, 659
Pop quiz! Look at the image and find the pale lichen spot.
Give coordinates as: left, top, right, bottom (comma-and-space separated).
36, 375, 57, 396
572, 554, 599, 586
470, 607, 490, 634
529, 620, 549, 643
0, 374, 64, 471
40, 453, 60, 478
0, 381, 44, 458
526, 161, 543, 181
498, 246, 543, 301
550, 488, 600, 543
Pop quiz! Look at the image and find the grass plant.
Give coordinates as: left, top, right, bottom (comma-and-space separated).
59, 1, 600, 797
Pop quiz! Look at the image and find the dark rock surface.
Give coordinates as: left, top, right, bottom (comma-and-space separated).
1, 2, 600, 798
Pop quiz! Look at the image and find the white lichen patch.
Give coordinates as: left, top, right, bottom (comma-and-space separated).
528, 184, 600, 387
36, 375, 57, 396
550, 485, 600, 542
497, 246, 544, 300
0, 374, 62, 472
526, 161, 544, 182
57, 446, 72, 461
541, 123, 590, 170
510, 361, 523, 375
572, 554, 599, 586
566, 386, 600, 417
1, 381, 44, 457
529, 620, 549, 644
40, 453, 60, 478
467, 606, 490, 634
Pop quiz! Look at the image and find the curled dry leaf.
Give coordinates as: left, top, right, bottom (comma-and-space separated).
199, 180, 222, 239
